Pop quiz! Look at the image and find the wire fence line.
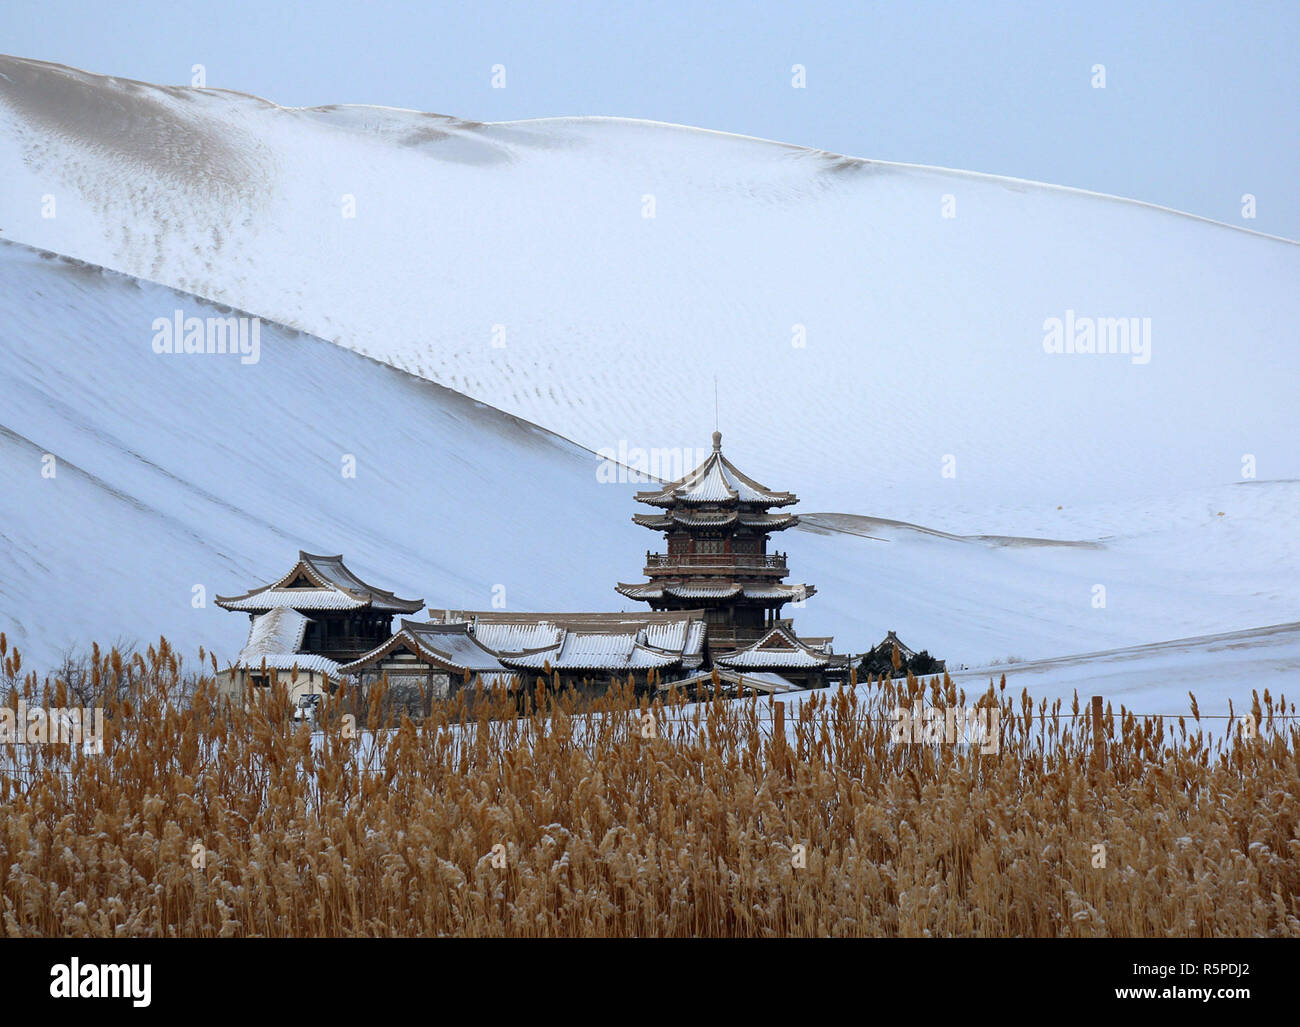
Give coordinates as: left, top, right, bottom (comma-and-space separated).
643, 709, 1300, 724
3, 695, 1291, 788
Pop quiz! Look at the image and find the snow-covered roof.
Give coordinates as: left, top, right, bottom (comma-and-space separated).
349, 610, 710, 676
714, 625, 832, 670
434, 610, 705, 641
615, 582, 814, 602
503, 631, 681, 671
231, 608, 341, 674
738, 513, 798, 530
663, 583, 743, 599
239, 606, 309, 656
717, 647, 827, 669
634, 432, 798, 509
340, 620, 510, 676
738, 584, 815, 600
644, 616, 707, 656
407, 622, 510, 671
660, 668, 800, 695
219, 589, 370, 611
216, 551, 424, 614
635, 509, 780, 530
615, 582, 665, 600
463, 620, 565, 654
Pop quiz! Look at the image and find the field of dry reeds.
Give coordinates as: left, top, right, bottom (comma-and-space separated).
2, 634, 1298, 937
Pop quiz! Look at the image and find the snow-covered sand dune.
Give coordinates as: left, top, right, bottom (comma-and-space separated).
950, 620, 1300, 715
0, 242, 637, 667
2, 55, 1297, 529
3, 241, 1299, 711
1, 57, 1297, 717
797, 488, 1300, 674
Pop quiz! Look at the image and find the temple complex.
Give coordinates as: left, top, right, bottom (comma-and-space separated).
216, 434, 858, 702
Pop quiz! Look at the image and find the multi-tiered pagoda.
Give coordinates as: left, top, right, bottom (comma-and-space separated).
616, 431, 819, 653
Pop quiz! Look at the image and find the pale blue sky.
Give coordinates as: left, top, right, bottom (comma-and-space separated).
3, 0, 1296, 239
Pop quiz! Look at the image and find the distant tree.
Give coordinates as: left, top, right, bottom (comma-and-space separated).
857, 638, 945, 680
909, 650, 944, 675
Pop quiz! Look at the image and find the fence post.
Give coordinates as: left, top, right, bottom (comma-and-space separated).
1091, 695, 1106, 773
774, 700, 786, 770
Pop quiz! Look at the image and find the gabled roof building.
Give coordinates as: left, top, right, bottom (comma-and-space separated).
216, 551, 423, 664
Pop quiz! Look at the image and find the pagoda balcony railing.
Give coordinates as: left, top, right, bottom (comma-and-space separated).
645, 552, 787, 571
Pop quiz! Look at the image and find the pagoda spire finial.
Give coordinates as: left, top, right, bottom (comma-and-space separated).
712, 430, 722, 452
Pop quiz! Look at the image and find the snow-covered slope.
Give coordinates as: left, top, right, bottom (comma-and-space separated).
795, 488, 1300, 669
4, 241, 1300, 692
0, 243, 638, 667
2, 55, 1297, 530
2, 57, 1297, 713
